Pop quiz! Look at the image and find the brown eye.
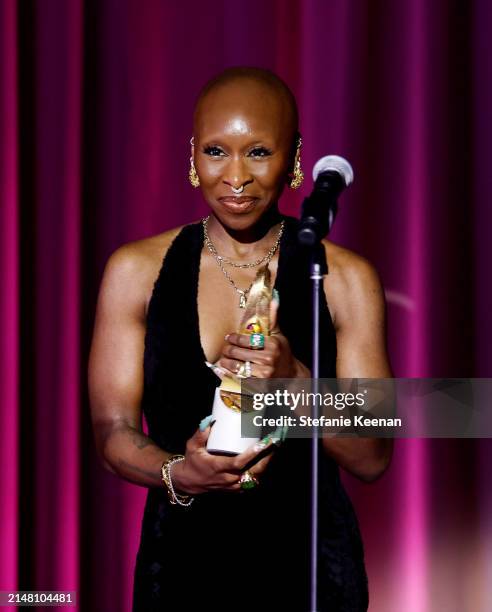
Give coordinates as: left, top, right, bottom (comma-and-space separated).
203, 146, 225, 157
248, 147, 272, 158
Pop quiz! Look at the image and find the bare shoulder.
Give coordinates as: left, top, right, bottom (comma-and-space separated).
321, 239, 385, 330
101, 224, 187, 319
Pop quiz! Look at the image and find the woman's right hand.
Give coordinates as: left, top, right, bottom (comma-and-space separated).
171, 419, 278, 495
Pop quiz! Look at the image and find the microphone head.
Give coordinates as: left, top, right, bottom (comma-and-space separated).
312, 155, 354, 187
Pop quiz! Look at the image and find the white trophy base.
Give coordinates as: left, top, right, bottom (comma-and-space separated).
206, 387, 260, 455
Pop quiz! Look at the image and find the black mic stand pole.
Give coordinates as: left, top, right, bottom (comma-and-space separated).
308, 244, 327, 612
298, 178, 341, 612
309, 242, 328, 612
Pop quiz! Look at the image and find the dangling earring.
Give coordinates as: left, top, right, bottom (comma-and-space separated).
188, 136, 200, 188
289, 135, 304, 189
189, 157, 200, 188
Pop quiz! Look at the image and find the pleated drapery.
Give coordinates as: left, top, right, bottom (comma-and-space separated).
1, 1, 491, 610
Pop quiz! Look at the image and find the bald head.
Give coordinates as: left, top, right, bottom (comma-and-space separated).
193, 67, 299, 148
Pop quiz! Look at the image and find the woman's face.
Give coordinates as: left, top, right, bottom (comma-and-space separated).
193, 80, 296, 231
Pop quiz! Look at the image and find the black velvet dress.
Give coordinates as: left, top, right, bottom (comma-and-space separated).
132, 216, 369, 611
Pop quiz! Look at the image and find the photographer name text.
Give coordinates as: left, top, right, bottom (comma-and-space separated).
252, 415, 402, 428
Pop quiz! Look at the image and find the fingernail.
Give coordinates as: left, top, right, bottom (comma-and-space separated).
253, 435, 272, 452
199, 414, 214, 431
270, 425, 288, 445
205, 361, 227, 378
224, 334, 230, 341
272, 289, 280, 304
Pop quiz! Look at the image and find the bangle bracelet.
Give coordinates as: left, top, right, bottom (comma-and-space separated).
161, 455, 193, 506
161, 455, 194, 507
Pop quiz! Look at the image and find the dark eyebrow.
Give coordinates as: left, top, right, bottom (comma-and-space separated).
200, 138, 276, 149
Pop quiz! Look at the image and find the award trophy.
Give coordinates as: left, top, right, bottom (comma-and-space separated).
206, 265, 272, 455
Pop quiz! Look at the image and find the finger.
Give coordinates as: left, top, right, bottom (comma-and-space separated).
221, 482, 243, 493
224, 333, 262, 349
187, 415, 215, 450
204, 464, 248, 492
221, 343, 275, 364
218, 358, 271, 379
248, 451, 274, 476
204, 361, 228, 380
239, 424, 288, 470
217, 357, 242, 376
199, 414, 214, 432
233, 434, 277, 472
269, 295, 281, 335
214, 475, 244, 493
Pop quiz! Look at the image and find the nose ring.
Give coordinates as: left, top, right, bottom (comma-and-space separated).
231, 185, 244, 195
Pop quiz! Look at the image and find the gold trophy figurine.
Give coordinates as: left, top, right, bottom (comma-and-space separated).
206, 265, 272, 455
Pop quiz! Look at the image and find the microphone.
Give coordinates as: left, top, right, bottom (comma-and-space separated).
297, 155, 354, 246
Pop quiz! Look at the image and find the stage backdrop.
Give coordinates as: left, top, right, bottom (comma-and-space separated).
1, 1, 492, 610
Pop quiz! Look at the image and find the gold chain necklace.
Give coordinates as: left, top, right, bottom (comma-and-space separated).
202, 215, 284, 308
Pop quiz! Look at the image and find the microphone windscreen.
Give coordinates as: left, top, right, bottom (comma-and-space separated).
312, 155, 354, 187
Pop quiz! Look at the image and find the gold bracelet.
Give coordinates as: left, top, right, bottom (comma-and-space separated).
160, 455, 194, 507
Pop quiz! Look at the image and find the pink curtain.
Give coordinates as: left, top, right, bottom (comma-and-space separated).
1, 1, 491, 610
1, 0, 19, 594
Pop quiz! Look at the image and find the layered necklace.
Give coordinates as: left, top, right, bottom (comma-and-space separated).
202, 215, 285, 308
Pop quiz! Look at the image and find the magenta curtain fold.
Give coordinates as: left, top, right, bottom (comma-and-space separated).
1, 0, 19, 595
1, 0, 83, 608
33, 0, 83, 594
1, 1, 491, 610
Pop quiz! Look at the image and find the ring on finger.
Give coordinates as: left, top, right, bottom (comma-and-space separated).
245, 360, 252, 377
236, 360, 252, 379
239, 469, 259, 490
249, 333, 265, 349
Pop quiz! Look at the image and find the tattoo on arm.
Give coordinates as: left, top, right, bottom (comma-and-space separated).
118, 458, 162, 484
127, 426, 152, 449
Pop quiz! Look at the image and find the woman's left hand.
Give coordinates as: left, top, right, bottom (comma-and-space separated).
217, 299, 310, 379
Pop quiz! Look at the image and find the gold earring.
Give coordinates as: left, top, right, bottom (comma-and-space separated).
189, 157, 200, 188
188, 136, 200, 188
289, 136, 304, 189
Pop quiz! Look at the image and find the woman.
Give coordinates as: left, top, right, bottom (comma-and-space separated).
89, 66, 393, 611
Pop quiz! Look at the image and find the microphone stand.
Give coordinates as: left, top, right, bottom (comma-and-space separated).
297, 177, 341, 612
308, 243, 328, 612
296, 158, 352, 610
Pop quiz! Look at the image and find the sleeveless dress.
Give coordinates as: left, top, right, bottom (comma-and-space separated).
132, 215, 369, 611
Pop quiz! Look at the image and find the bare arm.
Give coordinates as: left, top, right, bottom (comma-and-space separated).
88, 244, 170, 488
322, 244, 393, 482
